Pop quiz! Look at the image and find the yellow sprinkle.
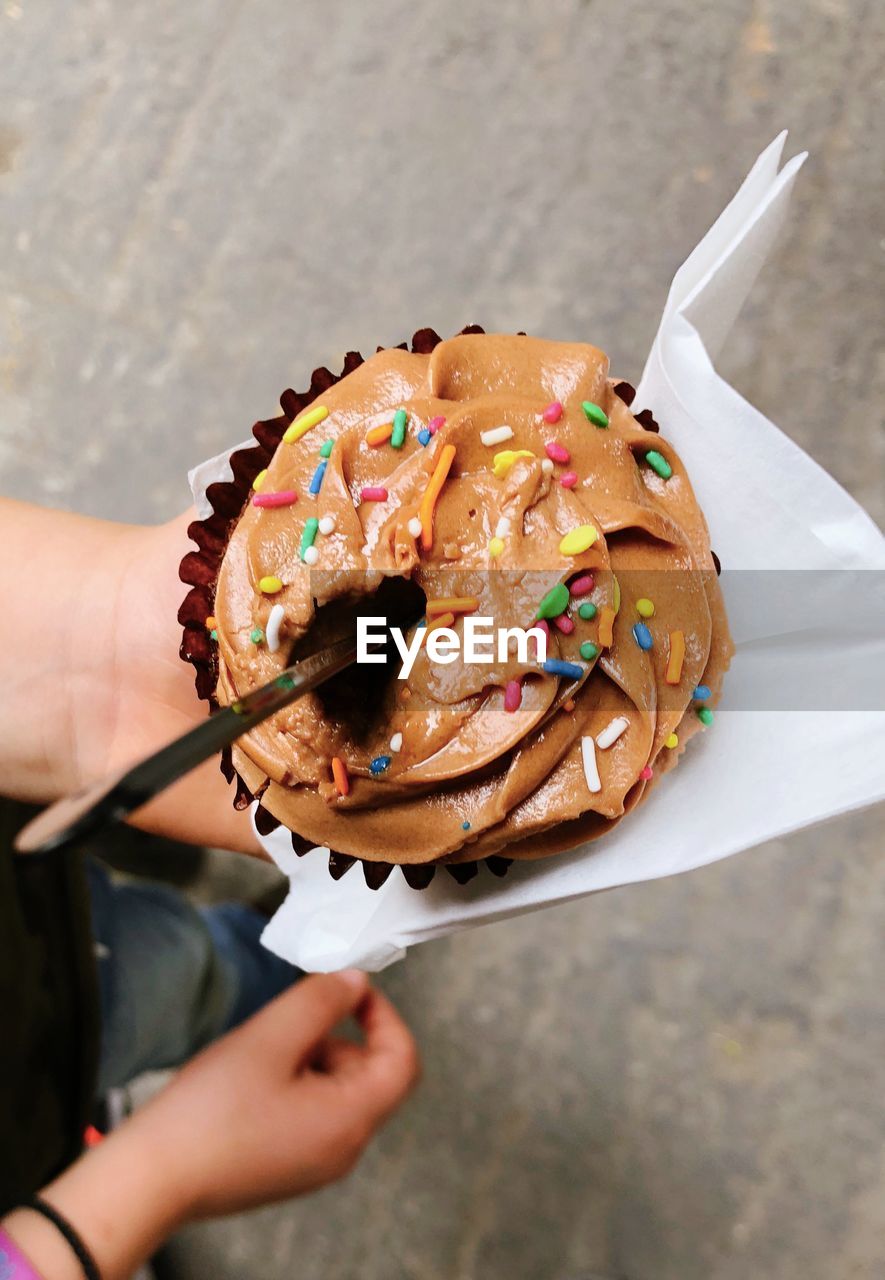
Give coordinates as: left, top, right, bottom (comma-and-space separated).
282, 404, 329, 444
492, 449, 535, 479
252, 469, 268, 492
636, 598, 655, 618
488, 537, 505, 558
665, 732, 679, 749
258, 575, 283, 594
559, 524, 598, 557
205, 615, 217, 630
613, 575, 621, 614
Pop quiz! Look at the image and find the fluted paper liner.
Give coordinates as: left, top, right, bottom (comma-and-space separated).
184, 135, 885, 972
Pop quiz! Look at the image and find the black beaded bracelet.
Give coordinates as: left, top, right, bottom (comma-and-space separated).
25, 1196, 101, 1280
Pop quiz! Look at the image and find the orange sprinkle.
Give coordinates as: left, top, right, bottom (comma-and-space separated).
331, 756, 350, 797
598, 606, 616, 648
419, 443, 456, 552
563, 698, 576, 712
205, 615, 217, 630
665, 630, 685, 685
366, 422, 394, 447
426, 596, 480, 616
423, 611, 456, 642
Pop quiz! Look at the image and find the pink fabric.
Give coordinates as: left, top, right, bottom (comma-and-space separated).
0, 1229, 43, 1280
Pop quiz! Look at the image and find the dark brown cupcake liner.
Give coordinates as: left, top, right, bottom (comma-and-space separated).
178, 325, 517, 890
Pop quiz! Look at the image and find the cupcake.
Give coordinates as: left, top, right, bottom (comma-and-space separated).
180, 328, 733, 888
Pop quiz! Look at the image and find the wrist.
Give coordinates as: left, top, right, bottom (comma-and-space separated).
31, 1121, 188, 1280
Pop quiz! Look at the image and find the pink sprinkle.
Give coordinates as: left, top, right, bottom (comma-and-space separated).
534, 618, 551, 640
554, 614, 575, 635
542, 401, 563, 424
559, 471, 578, 489
545, 441, 570, 464
428, 416, 446, 435
570, 574, 594, 596
504, 679, 522, 713
252, 489, 298, 509
640, 765, 653, 781
360, 486, 389, 502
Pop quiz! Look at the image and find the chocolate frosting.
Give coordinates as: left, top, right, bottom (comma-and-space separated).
209, 334, 732, 866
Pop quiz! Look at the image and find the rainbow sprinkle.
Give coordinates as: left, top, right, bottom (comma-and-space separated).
331, 756, 350, 796
543, 658, 584, 680
391, 408, 408, 449
299, 517, 319, 561
319, 438, 334, 459
582, 401, 609, 428
536, 583, 570, 620
308, 461, 327, 496
366, 422, 393, 447
419, 443, 456, 551
360, 486, 389, 503
644, 450, 672, 480
266, 604, 285, 653
581, 736, 601, 792
283, 404, 329, 444
665, 630, 685, 685
632, 622, 653, 651
369, 755, 392, 774
545, 441, 570, 464
253, 489, 298, 509
504, 679, 522, 712
542, 401, 563, 424
596, 716, 628, 750
258, 575, 283, 595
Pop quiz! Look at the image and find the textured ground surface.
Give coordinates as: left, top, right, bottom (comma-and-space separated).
2, 1, 884, 1277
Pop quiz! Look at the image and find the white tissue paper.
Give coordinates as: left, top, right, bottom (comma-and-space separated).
189, 134, 885, 973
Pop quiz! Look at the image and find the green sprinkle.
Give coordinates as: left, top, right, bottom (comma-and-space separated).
250, 627, 264, 645
209, 629, 218, 641
582, 400, 609, 428
580, 641, 600, 661
696, 706, 714, 726
300, 516, 320, 559
391, 407, 408, 449
536, 582, 570, 620
644, 450, 672, 480
319, 438, 334, 459
578, 601, 597, 621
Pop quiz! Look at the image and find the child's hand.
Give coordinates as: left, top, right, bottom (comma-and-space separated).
141, 968, 420, 1215
6, 972, 419, 1280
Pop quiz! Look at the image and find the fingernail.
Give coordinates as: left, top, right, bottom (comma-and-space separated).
337, 968, 368, 991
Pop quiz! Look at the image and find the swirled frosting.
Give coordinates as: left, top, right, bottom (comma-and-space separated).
212, 333, 732, 866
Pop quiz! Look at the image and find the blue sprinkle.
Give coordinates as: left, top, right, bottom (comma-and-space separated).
416, 618, 427, 629
417, 428, 431, 446
369, 755, 391, 775
632, 622, 653, 651
693, 684, 711, 701
542, 658, 585, 681
308, 459, 327, 496
462, 820, 471, 830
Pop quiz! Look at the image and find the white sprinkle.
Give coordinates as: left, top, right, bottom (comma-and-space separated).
596, 716, 629, 750
495, 516, 512, 539
265, 603, 285, 654
581, 736, 601, 793
480, 425, 514, 447
303, 546, 319, 566
318, 515, 336, 535
541, 458, 554, 474
389, 732, 403, 753
407, 516, 422, 539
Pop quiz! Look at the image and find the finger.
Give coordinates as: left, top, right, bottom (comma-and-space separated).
234, 970, 370, 1068
333, 987, 420, 1119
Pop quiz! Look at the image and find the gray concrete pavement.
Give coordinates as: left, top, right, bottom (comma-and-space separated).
2, 1, 884, 1276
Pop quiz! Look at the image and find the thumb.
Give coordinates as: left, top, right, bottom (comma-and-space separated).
238, 970, 370, 1068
